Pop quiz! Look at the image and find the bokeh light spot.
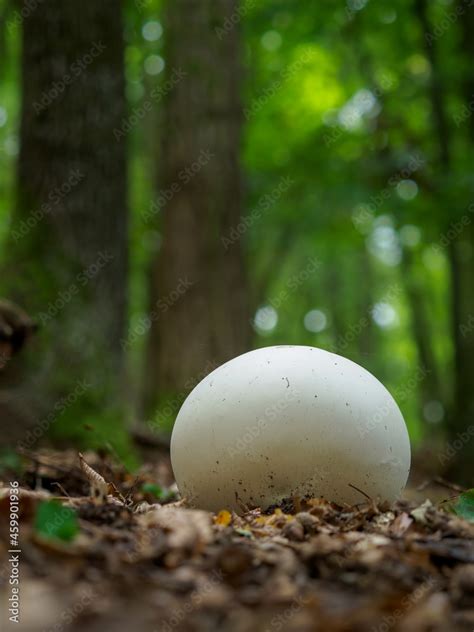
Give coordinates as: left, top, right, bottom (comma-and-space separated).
261, 30, 282, 52
371, 302, 399, 329
399, 224, 421, 247
304, 309, 328, 333
0, 107, 7, 127
144, 55, 165, 76
423, 400, 444, 424
142, 21, 163, 42
254, 305, 278, 333
396, 179, 418, 201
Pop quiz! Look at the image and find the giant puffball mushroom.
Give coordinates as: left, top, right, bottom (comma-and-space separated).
171, 345, 411, 512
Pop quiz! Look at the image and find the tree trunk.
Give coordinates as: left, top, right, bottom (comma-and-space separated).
415, 0, 451, 167
400, 249, 443, 408
143, 0, 250, 422
446, 0, 474, 479
416, 0, 474, 480
0, 0, 129, 450
356, 250, 375, 360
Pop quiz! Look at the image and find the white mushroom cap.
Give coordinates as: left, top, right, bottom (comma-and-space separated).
171, 345, 411, 512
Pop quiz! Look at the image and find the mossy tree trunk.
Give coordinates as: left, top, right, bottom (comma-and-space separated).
0, 0, 129, 451
143, 0, 250, 424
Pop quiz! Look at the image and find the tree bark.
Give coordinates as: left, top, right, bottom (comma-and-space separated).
143, 0, 250, 421
416, 0, 474, 480
446, 0, 474, 478
0, 0, 129, 448
400, 249, 443, 407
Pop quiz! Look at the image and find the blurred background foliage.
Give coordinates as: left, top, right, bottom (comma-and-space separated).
0, 0, 473, 477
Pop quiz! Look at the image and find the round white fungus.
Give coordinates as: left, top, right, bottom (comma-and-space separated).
171, 345, 411, 512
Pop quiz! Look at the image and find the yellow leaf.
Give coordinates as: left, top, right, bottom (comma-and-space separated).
215, 509, 232, 526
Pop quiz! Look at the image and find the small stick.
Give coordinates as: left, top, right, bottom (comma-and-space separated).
348, 483, 372, 501
234, 491, 250, 514
51, 482, 71, 498
433, 477, 465, 493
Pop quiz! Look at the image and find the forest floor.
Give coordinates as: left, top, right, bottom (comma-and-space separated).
0, 449, 473, 632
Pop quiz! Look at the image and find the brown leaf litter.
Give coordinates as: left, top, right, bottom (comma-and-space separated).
0, 449, 473, 632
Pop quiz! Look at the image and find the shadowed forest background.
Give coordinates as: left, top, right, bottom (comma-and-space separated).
0, 0, 473, 482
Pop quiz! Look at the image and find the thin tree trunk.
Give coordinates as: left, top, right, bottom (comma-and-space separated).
0, 0, 129, 447
143, 0, 250, 420
448, 228, 474, 435
356, 250, 375, 359
325, 263, 346, 354
400, 249, 442, 406
415, 0, 451, 167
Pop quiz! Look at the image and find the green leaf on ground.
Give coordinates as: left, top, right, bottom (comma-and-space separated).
0, 449, 22, 475
449, 489, 474, 522
141, 482, 174, 501
34, 500, 79, 542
